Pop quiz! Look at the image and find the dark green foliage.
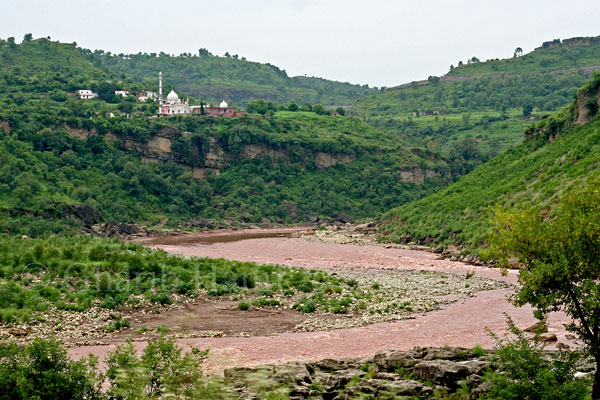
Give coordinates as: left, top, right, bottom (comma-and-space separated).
85, 50, 377, 106
488, 180, 600, 398
483, 319, 589, 400
105, 336, 224, 399
0, 338, 104, 400
0, 337, 231, 399
0, 38, 451, 232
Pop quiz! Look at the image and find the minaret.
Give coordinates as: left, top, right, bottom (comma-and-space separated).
158, 71, 163, 106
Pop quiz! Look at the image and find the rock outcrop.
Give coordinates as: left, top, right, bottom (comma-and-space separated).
61, 125, 445, 186
224, 347, 493, 399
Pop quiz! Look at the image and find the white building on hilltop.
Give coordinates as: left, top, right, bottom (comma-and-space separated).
77, 89, 97, 100
136, 90, 157, 102
158, 72, 190, 115
157, 72, 234, 117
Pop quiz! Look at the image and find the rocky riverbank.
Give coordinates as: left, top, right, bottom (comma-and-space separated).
223, 346, 595, 399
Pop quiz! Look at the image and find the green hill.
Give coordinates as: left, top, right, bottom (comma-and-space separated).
0, 37, 452, 235
83, 48, 377, 107
354, 36, 600, 158
379, 73, 600, 251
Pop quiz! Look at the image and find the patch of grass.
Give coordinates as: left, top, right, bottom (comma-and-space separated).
237, 302, 250, 311
472, 344, 487, 357
104, 317, 130, 333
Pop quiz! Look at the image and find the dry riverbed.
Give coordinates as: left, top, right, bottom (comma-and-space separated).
0, 262, 507, 345
1, 227, 574, 373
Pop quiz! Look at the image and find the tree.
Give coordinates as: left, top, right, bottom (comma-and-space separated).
522, 103, 534, 118
335, 107, 346, 116
7, 37, 16, 48
313, 104, 324, 115
117, 101, 134, 114
198, 48, 211, 57
287, 101, 298, 112
487, 179, 600, 399
97, 81, 117, 102
514, 47, 523, 58
23, 33, 33, 43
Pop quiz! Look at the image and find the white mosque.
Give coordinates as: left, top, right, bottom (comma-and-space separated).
158, 72, 234, 117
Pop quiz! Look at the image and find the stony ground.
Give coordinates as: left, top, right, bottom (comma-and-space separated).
0, 263, 507, 346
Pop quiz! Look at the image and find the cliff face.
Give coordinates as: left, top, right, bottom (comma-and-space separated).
61, 124, 444, 185
575, 88, 600, 126
524, 74, 600, 142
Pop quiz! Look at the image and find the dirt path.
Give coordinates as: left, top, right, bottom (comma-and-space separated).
70, 230, 574, 373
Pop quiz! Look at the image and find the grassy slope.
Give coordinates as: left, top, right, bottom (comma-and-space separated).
89, 51, 377, 106
354, 36, 600, 156
379, 74, 600, 250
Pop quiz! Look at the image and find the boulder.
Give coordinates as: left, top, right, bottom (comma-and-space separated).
373, 350, 417, 371
460, 360, 491, 375
424, 346, 470, 361
103, 221, 140, 236
412, 360, 470, 388
332, 212, 352, 224
8, 327, 29, 337
69, 204, 100, 227
354, 379, 433, 396
539, 332, 558, 342
523, 321, 548, 333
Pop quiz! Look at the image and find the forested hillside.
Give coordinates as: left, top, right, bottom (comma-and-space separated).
0, 37, 453, 235
83, 48, 377, 107
379, 73, 600, 251
354, 36, 600, 159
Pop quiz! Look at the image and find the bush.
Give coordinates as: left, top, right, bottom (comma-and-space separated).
482, 319, 590, 400
237, 301, 250, 311
0, 338, 104, 400
106, 336, 217, 399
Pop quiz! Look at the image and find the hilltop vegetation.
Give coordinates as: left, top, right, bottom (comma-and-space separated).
354, 36, 600, 159
379, 73, 600, 250
84, 48, 377, 107
0, 36, 455, 235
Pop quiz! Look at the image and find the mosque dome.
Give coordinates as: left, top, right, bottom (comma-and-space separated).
220, 100, 228, 108
167, 90, 179, 102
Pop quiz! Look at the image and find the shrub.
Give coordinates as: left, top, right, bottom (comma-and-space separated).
106, 336, 222, 399
237, 301, 250, 311
0, 338, 104, 400
482, 319, 590, 400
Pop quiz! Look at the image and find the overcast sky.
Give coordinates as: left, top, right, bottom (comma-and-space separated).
3, 0, 600, 87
